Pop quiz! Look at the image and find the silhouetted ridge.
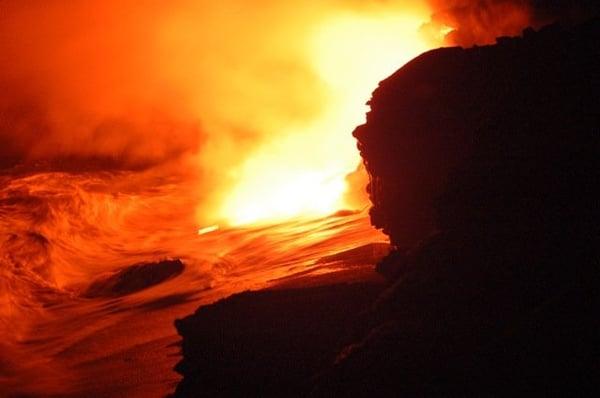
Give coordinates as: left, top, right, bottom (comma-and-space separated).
174, 283, 384, 397
173, 19, 599, 397
327, 19, 599, 395
354, 19, 599, 249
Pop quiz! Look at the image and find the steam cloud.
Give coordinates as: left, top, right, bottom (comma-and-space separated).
0, 0, 423, 173
0, 1, 205, 170
426, 0, 600, 46
2, 0, 596, 183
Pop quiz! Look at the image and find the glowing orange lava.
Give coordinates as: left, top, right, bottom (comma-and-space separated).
218, 10, 436, 226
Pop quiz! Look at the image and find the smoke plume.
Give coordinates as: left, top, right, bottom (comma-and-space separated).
0, 1, 425, 172
4, 1, 596, 222
425, 0, 599, 46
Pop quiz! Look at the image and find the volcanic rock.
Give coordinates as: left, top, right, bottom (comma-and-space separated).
84, 259, 184, 298
322, 18, 600, 396
173, 19, 599, 397
173, 282, 385, 397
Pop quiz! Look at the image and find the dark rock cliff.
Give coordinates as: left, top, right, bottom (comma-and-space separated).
173, 19, 599, 397
355, 20, 599, 250
323, 19, 599, 395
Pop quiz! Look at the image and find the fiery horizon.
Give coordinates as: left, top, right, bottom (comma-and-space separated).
217, 9, 437, 226
0, 1, 539, 227
2, 2, 577, 396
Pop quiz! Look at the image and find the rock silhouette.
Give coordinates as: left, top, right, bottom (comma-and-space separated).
322, 18, 599, 396
174, 18, 599, 397
84, 259, 184, 298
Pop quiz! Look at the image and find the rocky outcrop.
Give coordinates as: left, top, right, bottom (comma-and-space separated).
354, 20, 599, 250
173, 19, 599, 397
325, 19, 599, 395
173, 282, 386, 397
84, 259, 184, 298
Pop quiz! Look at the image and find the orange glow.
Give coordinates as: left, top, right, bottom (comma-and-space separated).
218, 10, 435, 225
0, 3, 545, 395
198, 225, 220, 235
0, 1, 538, 229
425, 0, 532, 47
0, 1, 441, 227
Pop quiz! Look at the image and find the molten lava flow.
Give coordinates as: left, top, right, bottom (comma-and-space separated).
219, 10, 435, 226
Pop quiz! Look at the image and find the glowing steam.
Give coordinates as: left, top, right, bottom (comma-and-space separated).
0, 1, 471, 227
424, 0, 532, 46
219, 10, 434, 225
